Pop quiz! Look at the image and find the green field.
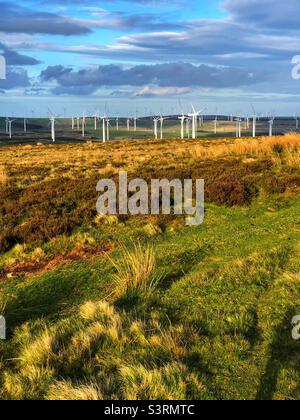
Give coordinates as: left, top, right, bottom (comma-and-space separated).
0, 135, 300, 400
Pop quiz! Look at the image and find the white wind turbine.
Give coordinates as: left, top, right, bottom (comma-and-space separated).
82, 114, 86, 137
269, 116, 275, 137
189, 106, 198, 139
178, 114, 187, 140
186, 118, 191, 139
50, 116, 56, 143
153, 117, 159, 140
106, 118, 111, 141
295, 115, 299, 130
214, 115, 218, 135
94, 113, 98, 130
188, 106, 205, 139
72, 116, 75, 130
251, 105, 257, 138
116, 117, 119, 131
77, 116, 80, 131
8, 119, 16, 139
133, 111, 139, 132
198, 115, 203, 128
235, 118, 242, 138
158, 115, 168, 140
127, 117, 131, 131
24, 118, 28, 133
100, 116, 107, 143
5, 118, 9, 134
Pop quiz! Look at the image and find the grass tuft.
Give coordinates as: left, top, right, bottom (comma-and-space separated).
47, 380, 103, 400
110, 243, 162, 298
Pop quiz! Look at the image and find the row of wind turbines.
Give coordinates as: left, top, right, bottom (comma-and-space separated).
3, 107, 300, 142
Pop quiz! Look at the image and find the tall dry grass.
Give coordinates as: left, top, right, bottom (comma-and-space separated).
47, 381, 103, 400
110, 243, 162, 298
191, 133, 300, 160
0, 165, 8, 185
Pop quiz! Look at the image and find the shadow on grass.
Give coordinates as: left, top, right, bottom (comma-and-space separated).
3, 260, 108, 329
256, 307, 300, 400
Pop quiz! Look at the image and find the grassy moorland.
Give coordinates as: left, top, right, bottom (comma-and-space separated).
0, 134, 300, 400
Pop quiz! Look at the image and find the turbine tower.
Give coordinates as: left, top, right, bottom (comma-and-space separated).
214, 116, 218, 135
106, 118, 110, 141
24, 118, 28, 133
158, 116, 168, 140
153, 117, 159, 140
178, 114, 186, 140
251, 105, 257, 138
235, 118, 242, 138
50, 117, 56, 143
269, 117, 274, 137
82, 114, 86, 137
8, 119, 16, 139
188, 106, 205, 140
186, 118, 191, 139
101, 116, 107, 143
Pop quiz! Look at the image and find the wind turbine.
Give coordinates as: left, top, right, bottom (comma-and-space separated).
82, 114, 86, 137
214, 115, 218, 135
101, 116, 107, 143
158, 116, 168, 140
106, 118, 111, 141
24, 118, 28, 133
188, 106, 205, 139
72, 116, 75, 130
295, 115, 299, 130
251, 105, 257, 138
116, 117, 119, 131
269, 117, 275, 137
77, 116, 80, 131
178, 114, 187, 140
127, 118, 131, 132
133, 110, 139, 132
8, 119, 16, 139
94, 113, 98, 130
5, 118, 9, 134
235, 118, 242, 138
186, 118, 191, 139
50, 116, 56, 143
153, 117, 159, 140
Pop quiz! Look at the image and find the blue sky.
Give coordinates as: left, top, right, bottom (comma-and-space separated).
0, 0, 300, 116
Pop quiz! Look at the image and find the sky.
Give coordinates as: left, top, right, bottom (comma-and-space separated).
0, 0, 300, 117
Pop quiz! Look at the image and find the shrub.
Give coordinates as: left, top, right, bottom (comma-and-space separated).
206, 178, 258, 207
262, 176, 286, 194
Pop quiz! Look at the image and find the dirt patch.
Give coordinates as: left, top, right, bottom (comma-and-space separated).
1, 244, 113, 281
